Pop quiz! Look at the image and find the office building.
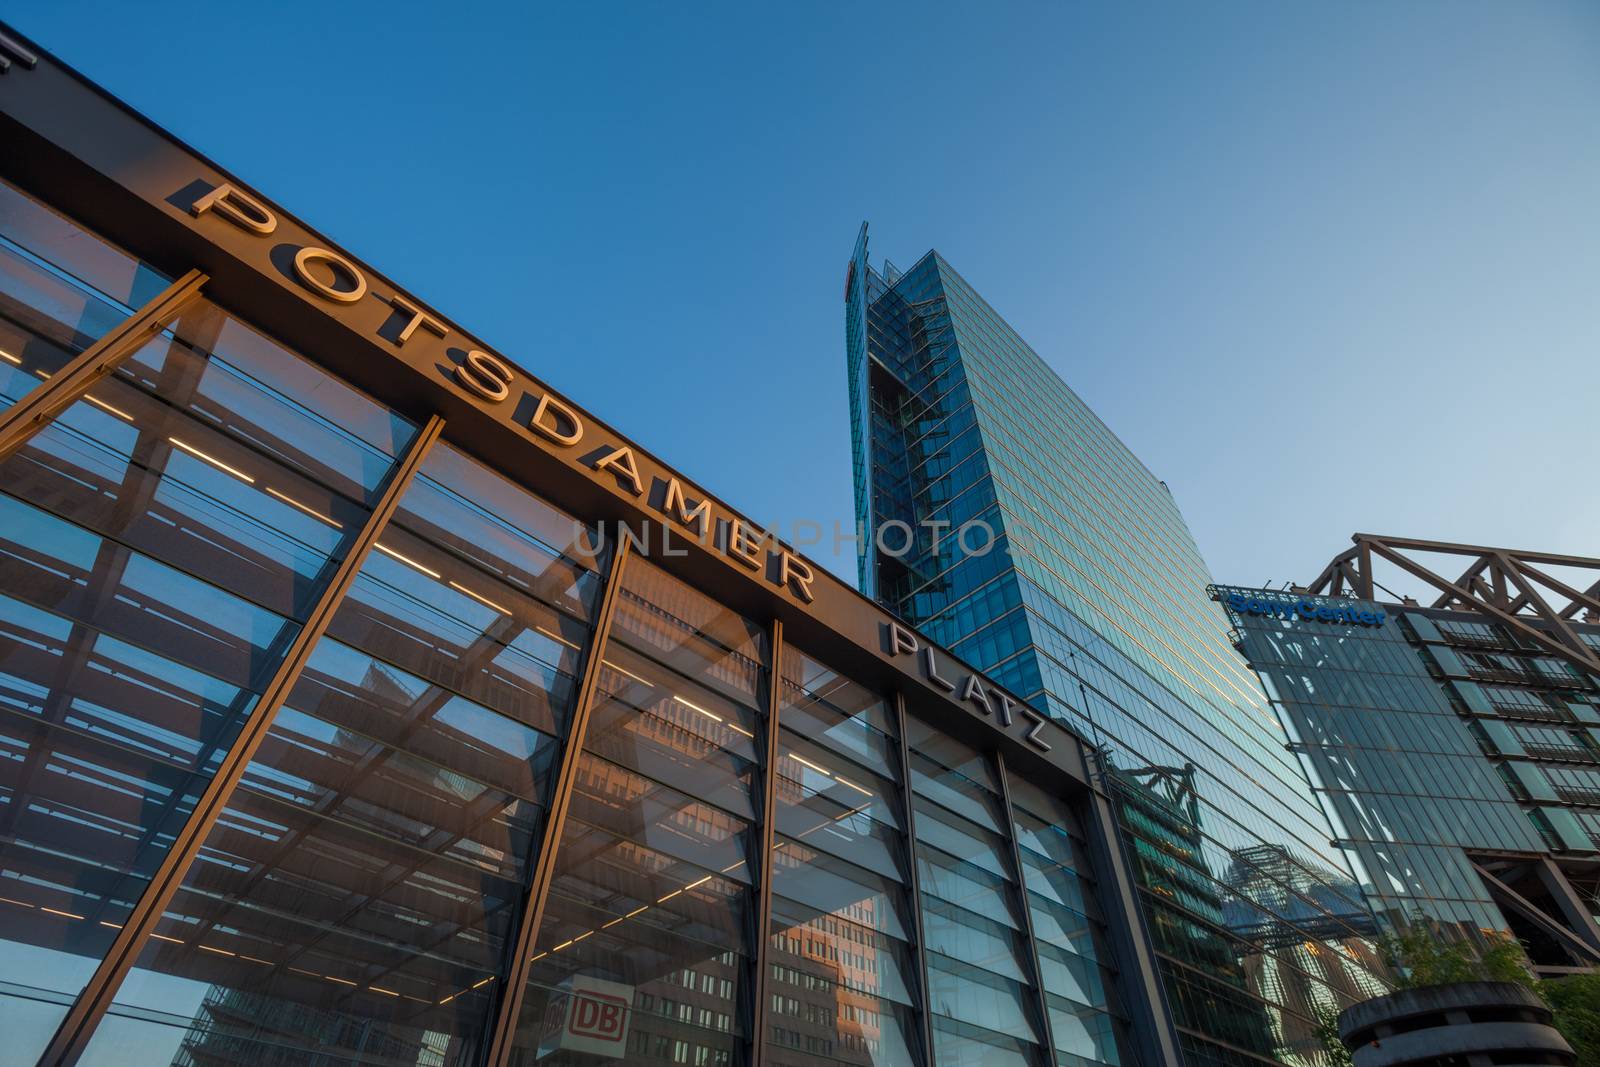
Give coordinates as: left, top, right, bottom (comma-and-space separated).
1219, 535, 1600, 975
0, 24, 1205, 1067
845, 225, 1389, 1067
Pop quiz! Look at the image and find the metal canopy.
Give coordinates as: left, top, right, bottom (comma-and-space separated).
1304, 533, 1600, 678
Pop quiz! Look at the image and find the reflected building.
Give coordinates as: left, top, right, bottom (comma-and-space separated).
1219, 540, 1600, 977
846, 224, 1389, 1066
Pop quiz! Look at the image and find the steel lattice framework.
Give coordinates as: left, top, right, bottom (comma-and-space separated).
1303, 534, 1600, 678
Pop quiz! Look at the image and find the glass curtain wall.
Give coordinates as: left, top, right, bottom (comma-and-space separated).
508, 556, 770, 1067
847, 228, 1392, 1066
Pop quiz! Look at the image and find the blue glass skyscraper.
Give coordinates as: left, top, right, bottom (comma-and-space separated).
846, 224, 1389, 1067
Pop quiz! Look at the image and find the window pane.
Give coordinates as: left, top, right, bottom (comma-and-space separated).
0, 177, 167, 409
508, 557, 769, 1067
75, 439, 599, 1067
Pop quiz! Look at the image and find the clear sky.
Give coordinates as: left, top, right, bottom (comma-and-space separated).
12, 1, 1599, 591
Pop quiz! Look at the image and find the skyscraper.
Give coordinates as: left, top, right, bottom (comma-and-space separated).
846, 224, 1388, 1067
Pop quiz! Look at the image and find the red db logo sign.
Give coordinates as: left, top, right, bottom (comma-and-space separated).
536, 976, 634, 1059
569, 991, 628, 1039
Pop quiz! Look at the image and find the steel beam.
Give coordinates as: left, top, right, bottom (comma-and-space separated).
748, 618, 784, 1067
994, 750, 1060, 1062
0, 268, 205, 460
1364, 539, 1600, 677
893, 691, 937, 1067
36, 412, 444, 1067
480, 534, 634, 1067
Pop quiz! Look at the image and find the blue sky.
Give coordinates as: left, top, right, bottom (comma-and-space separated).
13, 1, 1600, 590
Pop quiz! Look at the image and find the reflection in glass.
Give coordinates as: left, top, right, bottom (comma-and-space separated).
0, 177, 168, 410
509, 557, 769, 1067
0, 286, 415, 1061
71, 440, 601, 1066
767, 648, 921, 1067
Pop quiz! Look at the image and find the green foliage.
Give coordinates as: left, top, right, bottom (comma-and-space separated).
1375, 920, 1600, 1061
1541, 973, 1600, 1064
1311, 1006, 1353, 1067
1379, 925, 1534, 991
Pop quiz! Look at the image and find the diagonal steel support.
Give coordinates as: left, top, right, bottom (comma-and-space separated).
36, 412, 444, 1067
748, 618, 784, 1067
479, 534, 635, 1067
0, 268, 205, 460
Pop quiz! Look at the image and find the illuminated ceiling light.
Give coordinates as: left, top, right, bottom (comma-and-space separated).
264, 485, 343, 528
536, 624, 581, 650
374, 541, 442, 578
789, 753, 832, 776
169, 436, 256, 483
449, 580, 511, 615
625, 906, 649, 919
602, 659, 650, 685
0, 348, 19, 365
83, 394, 134, 421
833, 775, 874, 797
674, 695, 722, 722
324, 975, 357, 986
40, 906, 85, 920
197, 944, 235, 957
657, 889, 682, 903
149, 933, 185, 944
370, 986, 399, 997
684, 875, 712, 890
727, 723, 754, 738
472, 977, 493, 989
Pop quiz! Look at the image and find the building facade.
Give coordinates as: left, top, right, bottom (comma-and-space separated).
845, 226, 1389, 1067
1219, 536, 1600, 976
0, 24, 1204, 1067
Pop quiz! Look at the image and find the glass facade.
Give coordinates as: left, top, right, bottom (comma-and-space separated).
0, 164, 1130, 1067
846, 226, 1389, 1066
1221, 586, 1600, 970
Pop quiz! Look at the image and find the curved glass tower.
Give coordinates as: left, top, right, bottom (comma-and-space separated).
846, 223, 1389, 1067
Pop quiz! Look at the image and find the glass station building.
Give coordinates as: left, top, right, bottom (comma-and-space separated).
0, 25, 1179, 1067
844, 227, 1389, 1067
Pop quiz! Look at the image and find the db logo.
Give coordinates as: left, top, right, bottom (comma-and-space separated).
568, 992, 628, 1040
537, 977, 634, 1058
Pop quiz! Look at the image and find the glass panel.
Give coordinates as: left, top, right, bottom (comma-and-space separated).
908, 727, 1044, 1065
76, 442, 599, 1066
1002, 779, 1119, 1066
767, 646, 922, 1067
0, 292, 414, 1061
0, 177, 167, 408
0, 497, 299, 1062
507, 557, 769, 1067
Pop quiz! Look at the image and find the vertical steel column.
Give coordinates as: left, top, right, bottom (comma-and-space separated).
747, 618, 784, 1067
1081, 773, 1182, 1067
993, 750, 1060, 1063
0, 268, 205, 460
480, 534, 634, 1067
893, 691, 938, 1067
37, 413, 445, 1067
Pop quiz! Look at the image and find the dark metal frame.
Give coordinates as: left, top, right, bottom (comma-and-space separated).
37, 413, 445, 1067
893, 692, 938, 1067
1306, 534, 1600, 677
994, 750, 1060, 1060
0, 267, 205, 459
748, 619, 784, 1067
